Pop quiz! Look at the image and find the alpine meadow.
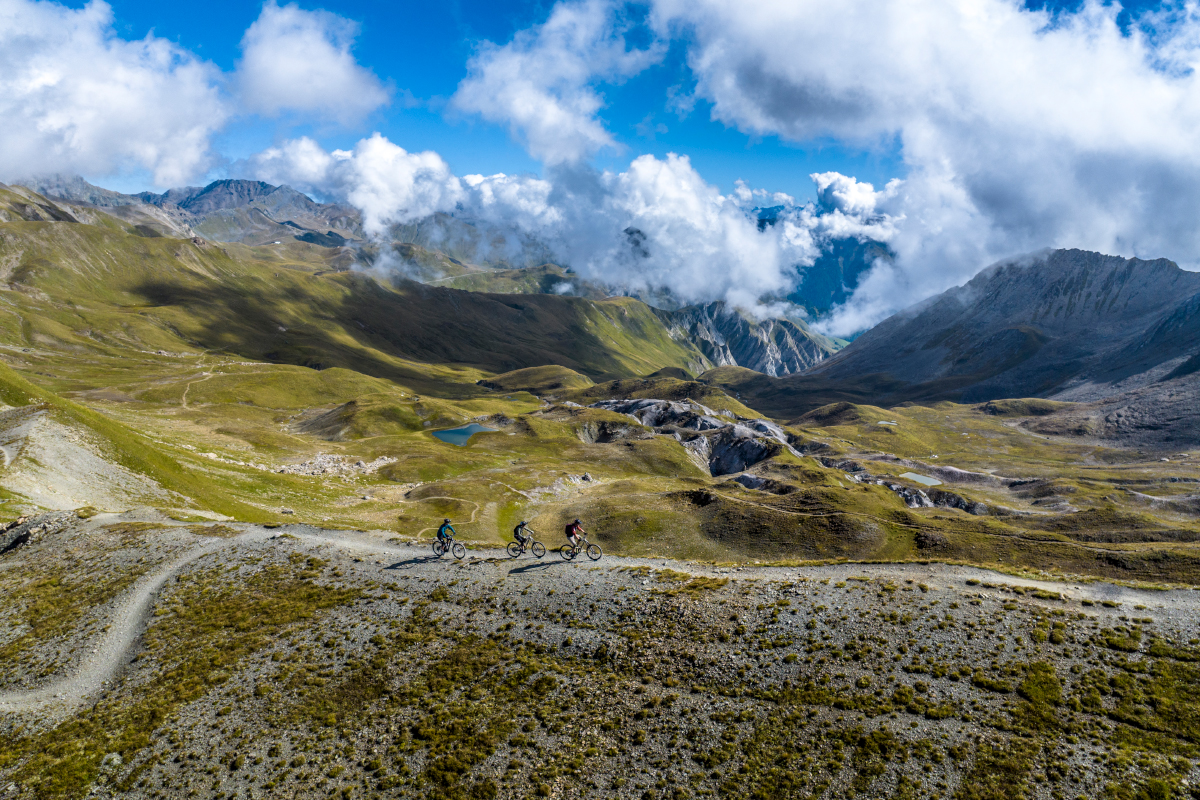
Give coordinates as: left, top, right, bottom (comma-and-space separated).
5, 2, 1200, 800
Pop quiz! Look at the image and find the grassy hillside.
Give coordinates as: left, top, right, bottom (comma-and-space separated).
477, 365, 595, 394
438, 263, 609, 299
0, 216, 710, 388
0, 361, 275, 521
2, 204, 1200, 582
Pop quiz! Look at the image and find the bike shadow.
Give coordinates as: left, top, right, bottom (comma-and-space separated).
383, 555, 442, 570
507, 560, 568, 575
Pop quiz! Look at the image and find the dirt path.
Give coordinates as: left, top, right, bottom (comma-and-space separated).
179, 371, 214, 409
0, 531, 271, 715
1, 522, 1191, 717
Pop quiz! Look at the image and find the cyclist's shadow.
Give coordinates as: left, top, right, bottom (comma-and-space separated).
384, 555, 442, 570
508, 560, 568, 575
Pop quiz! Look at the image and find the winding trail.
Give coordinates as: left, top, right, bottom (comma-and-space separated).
179, 371, 214, 409
0, 531, 269, 715
0, 527, 431, 716
2, 522, 1195, 717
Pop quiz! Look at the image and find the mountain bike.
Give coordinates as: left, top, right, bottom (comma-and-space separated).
507, 535, 546, 559
433, 534, 467, 560
559, 536, 602, 561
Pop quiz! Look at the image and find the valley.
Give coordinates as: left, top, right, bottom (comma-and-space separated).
3, 179, 1200, 799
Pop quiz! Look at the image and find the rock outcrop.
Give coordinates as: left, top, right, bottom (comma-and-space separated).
0, 512, 75, 555
817, 457, 991, 514
590, 399, 801, 476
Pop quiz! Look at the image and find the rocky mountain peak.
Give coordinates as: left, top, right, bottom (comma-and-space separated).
808, 248, 1200, 402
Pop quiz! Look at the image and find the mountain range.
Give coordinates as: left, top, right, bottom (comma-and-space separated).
707, 248, 1200, 445
10, 174, 842, 376
20, 173, 1200, 439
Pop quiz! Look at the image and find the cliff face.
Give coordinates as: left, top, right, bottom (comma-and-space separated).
654, 301, 841, 377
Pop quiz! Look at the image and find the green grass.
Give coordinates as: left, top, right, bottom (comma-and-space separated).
477, 365, 594, 394
0, 361, 274, 521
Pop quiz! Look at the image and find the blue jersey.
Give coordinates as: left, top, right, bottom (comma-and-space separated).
438, 522, 455, 537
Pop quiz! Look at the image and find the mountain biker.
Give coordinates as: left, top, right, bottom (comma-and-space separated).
513, 520, 534, 548
565, 518, 585, 548
437, 518, 455, 548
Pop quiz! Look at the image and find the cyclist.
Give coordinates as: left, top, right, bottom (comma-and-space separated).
437, 518, 455, 549
565, 518, 585, 548
513, 520, 534, 548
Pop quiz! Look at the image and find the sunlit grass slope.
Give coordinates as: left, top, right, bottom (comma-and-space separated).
0, 361, 273, 521
3, 207, 1200, 582
0, 216, 709, 388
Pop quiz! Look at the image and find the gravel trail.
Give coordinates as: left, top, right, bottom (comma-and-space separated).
2, 521, 1193, 717
0, 529, 272, 714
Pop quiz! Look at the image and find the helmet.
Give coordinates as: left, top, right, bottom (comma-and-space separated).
574, 518, 581, 524
443, 518, 450, 523
520, 520, 527, 525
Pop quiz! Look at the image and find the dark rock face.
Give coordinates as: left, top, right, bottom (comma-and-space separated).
656, 301, 839, 377
705, 425, 784, 476
0, 512, 74, 554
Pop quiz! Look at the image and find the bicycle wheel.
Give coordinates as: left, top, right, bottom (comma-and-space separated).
452, 542, 466, 560
586, 543, 602, 561
507, 541, 522, 558
432, 540, 444, 557
560, 544, 576, 561
531, 541, 546, 558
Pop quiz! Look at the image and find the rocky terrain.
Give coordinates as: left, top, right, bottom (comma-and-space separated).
3, 511, 1200, 800
589, 398, 804, 476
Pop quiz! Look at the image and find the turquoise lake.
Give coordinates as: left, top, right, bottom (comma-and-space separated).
431, 423, 497, 446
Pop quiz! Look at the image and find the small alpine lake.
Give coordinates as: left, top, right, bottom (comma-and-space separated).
899, 471, 942, 487
431, 423, 497, 446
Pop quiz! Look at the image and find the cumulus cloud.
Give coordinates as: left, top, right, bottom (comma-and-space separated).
550, 153, 816, 309
0, 0, 226, 185
451, 0, 664, 165
644, 0, 1200, 333
250, 134, 463, 235
237, 1, 389, 122
249, 133, 830, 313
0, 0, 389, 187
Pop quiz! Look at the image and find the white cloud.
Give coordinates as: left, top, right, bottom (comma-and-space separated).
237, 1, 389, 123
249, 134, 463, 235
643, 0, 1200, 333
252, 132, 824, 313
574, 153, 813, 309
451, 0, 664, 165
0, 0, 226, 185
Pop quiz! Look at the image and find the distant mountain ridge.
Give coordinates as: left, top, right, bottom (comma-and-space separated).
808, 248, 1200, 401
138, 179, 279, 214
703, 248, 1200, 445
16, 174, 359, 247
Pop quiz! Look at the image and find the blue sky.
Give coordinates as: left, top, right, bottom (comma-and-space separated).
7, 0, 1198, 334
79, 0, 905, 199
